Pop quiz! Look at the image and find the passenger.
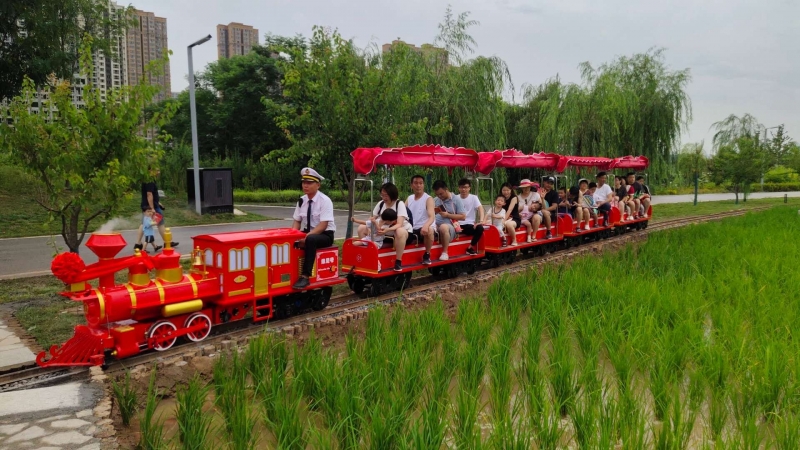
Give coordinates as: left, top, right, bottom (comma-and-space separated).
406, 175, 436, 266
578, 179, 597, 229
291, 167, 336, 290
616, 176, 636, 221
541, 177, 558, 240
351, 209, 398, 248
624, 172, 641, 218
485, 194, 509, 246
432, 180, 466, 261
631, 174, 652, 218
499, 182, 521, 246
568, 186, 586, 232
351, 182, 411, 272
556, 187, 572, 217
456, 178, 484, 256
517, 179, 543, 242
592, 172, 614, 225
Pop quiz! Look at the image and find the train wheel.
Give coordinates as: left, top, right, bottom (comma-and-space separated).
369, 280, 384, 297
348, 274, 365, 294
184, 313, 212, 342
312, 287, 332, 311
466, 260, 477, 275
148, 321, 178, 351
429, 266, 443, 276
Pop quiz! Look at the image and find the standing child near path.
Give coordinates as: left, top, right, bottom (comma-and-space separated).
351, 209, 398, 248
485, 194, 509, 247
142, 209, 162, 253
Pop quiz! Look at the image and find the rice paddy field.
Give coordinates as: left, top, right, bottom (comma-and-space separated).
120, 207, 800, 449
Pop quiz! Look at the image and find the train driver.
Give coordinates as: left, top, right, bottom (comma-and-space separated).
291, 167, 336, 290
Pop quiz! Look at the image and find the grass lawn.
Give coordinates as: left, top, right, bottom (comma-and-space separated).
0, 165, 276, 239
653, 196, 800, 222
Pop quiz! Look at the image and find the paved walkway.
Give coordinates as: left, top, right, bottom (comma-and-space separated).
0, 318, 36, 371
0, 382, 102, 450
650, 191, 800, 204
1, 194, 798, 280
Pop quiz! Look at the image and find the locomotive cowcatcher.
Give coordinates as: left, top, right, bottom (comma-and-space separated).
37, 228, 343, 367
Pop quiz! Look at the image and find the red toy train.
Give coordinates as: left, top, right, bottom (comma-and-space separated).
37, 146, 651, 367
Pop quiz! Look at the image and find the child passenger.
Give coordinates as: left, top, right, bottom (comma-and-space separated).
352, 209, 398, 247
485, 194, 508, 247
579, 179, 597, 229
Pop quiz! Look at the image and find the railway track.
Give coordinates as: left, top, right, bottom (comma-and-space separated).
0, 207, 767, 392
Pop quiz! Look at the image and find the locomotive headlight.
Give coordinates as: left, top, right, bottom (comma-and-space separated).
84, 299, 101, 326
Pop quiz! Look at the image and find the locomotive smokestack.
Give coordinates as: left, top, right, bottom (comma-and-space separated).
85, 233, 127, 288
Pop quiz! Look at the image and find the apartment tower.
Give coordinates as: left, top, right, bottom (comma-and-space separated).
217, 22, 259, 59
127, 9, 171, 103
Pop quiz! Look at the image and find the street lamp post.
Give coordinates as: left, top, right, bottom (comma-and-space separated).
188, 34, 212, 215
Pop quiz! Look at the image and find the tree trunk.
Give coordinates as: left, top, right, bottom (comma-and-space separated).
63, 206, 82, 254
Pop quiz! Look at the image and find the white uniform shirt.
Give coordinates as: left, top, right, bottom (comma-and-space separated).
372, 200, 413, 233
406, 192, 431, 231
458, 194, 482, 226
593, 184, 614, 205
293, 191, 336, 232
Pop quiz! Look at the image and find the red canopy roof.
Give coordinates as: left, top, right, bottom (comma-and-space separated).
556, 155, 614, 172
475, 149, 561, 175
604, 155, 650, 171
351, 145, 479, 174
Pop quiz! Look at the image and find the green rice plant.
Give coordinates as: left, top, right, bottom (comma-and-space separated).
534, 400, 564, 450
734, 412, 763, 450
175, 375, 213, 450
649, 350, 676, 421
292, 332, 324, 409
571, 392, 598, 449
547, 331, 578, 417
457, 300, 491, 395
754, 341, 789, 420
488, 308, 517, 425
653, 386, 697, 450
708, 389, 729, 444
598, 387, 619, 449
488, 397, 531, 450
225, 383, 257, 450
111, 371, 137, 427
774, 412, 800, 449
266, 386, 307, 450
138, 367, 165, 450
452, 388, 480, 449
244, 332, 269, 388
618, 392, 647, 449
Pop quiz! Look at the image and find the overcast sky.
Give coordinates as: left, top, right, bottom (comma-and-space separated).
133, 0, 799, 152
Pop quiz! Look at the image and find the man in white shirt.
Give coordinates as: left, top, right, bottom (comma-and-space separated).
291, 167, 336, 289
406, 175, 436, 265
457, 178, 484, 255
592, 171, 614, 225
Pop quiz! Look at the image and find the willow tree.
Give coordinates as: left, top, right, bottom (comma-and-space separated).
520, 48, 691, 183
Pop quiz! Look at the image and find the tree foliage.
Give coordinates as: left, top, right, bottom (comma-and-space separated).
507, 48, 691, 183
0, 42, 176, 253
710, 137, 767, 199
267, 8, 512, 226
0, 0, 133, 100
676, 142, 708, 184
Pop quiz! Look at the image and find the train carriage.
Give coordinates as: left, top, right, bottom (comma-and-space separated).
343, 145, 485, 295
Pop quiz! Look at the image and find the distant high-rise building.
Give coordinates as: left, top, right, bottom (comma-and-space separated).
217, 22, 259, 59
382, 39, 448, 66
127, 9, 171, 103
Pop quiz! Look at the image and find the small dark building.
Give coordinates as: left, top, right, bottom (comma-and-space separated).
187, 168, 234, 215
